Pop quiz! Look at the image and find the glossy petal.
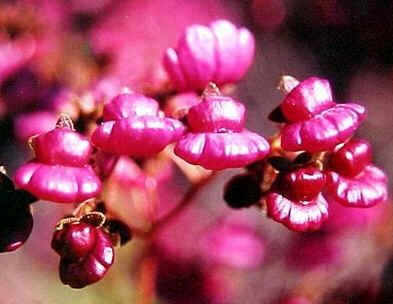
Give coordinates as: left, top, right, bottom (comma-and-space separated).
163, 48, 188, 91
266, 192, 328, 232
14, 163, 102, 203
209, 20, 239, 84
281, 103, 366, 152
103, 93, 159, 121
234, 28, 255, 82
281, 77, 334, 122
52, 223, 97, 260
174, 132, 270, 170
56, 227, 114, 289
326, 165, 387, 207
187, 95, 245, 132
329, 138, 372, 177
92, 116, 185, 156
176, 25, 217, 90
31, 128, 92, 166
163, 20, 255, 91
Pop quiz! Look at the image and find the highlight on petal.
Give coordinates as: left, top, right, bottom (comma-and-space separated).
187, 95, 246, 132
102, 93, 159, 121
163, 19, 255, 91
265, 192, 328, 232
93, 92, 185, 157
92, 116, 185, 156
281, 103, 366, 152
281, 77, 334, 122
14, 163, 102, 203
325, 165, 387, 207
32, 128, 92, 166
176, 25, 216, 90
174, 132, 270, 170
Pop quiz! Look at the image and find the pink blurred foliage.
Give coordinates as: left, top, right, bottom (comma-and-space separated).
89, 0, 241, 90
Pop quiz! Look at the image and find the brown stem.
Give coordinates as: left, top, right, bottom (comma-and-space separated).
137, 254, 157, 304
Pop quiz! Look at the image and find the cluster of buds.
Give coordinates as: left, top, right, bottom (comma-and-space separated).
0, 18, 388, 290
225, 76, 387, 231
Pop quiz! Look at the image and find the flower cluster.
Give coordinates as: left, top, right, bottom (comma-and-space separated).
0, 17, 387, 291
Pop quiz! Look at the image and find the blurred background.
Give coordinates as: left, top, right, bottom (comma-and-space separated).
0, 0, 393, 303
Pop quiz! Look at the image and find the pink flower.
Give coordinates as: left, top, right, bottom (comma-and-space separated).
92, 93, 185, 157
279, 77, 366, 152
266, 192, 328, 232
265, 166, 328, 232
175, 88, 269, 170
163, 19, 255, 91
14, 118, 101, 203
325, 139, 388, 207
52, 222, 114, 288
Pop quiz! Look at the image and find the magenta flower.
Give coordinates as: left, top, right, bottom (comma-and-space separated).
51, 222, 114, 288
265, 166, 328, 232
14, 117, 102, 203
175, 88, 269, 170
92, 93, 185, 157
163, 19, 255, 91
279, 77, 366, 152
325, 139, 387, 207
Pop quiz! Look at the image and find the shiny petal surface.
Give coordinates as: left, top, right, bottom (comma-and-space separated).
210, 20, 239, 84
266, 192, 328, 232
281, 103, 366, 152
32, 128, 92, 166
281, 77, 334, 122
174, 132, 270, 170
326, 165, 387, 207
176, 25, 217, 90
234, 28, 255, 82
187, 95, 245, 132
163, 20, 255, 91
103, 93, 159, 121
329, 138, 372, 177
92, 116, 185, 156
14, 163, 102, 203
57, 228, 114, 289
163, 48, 188, 91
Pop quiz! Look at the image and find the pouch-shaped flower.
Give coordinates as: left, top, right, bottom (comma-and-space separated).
14, 118, 101, 203
92, 93, 185, 156
325, 139, 387, 207
279, 77, 366, 152
163, 19, 255, 91
174, 90, 269, 170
